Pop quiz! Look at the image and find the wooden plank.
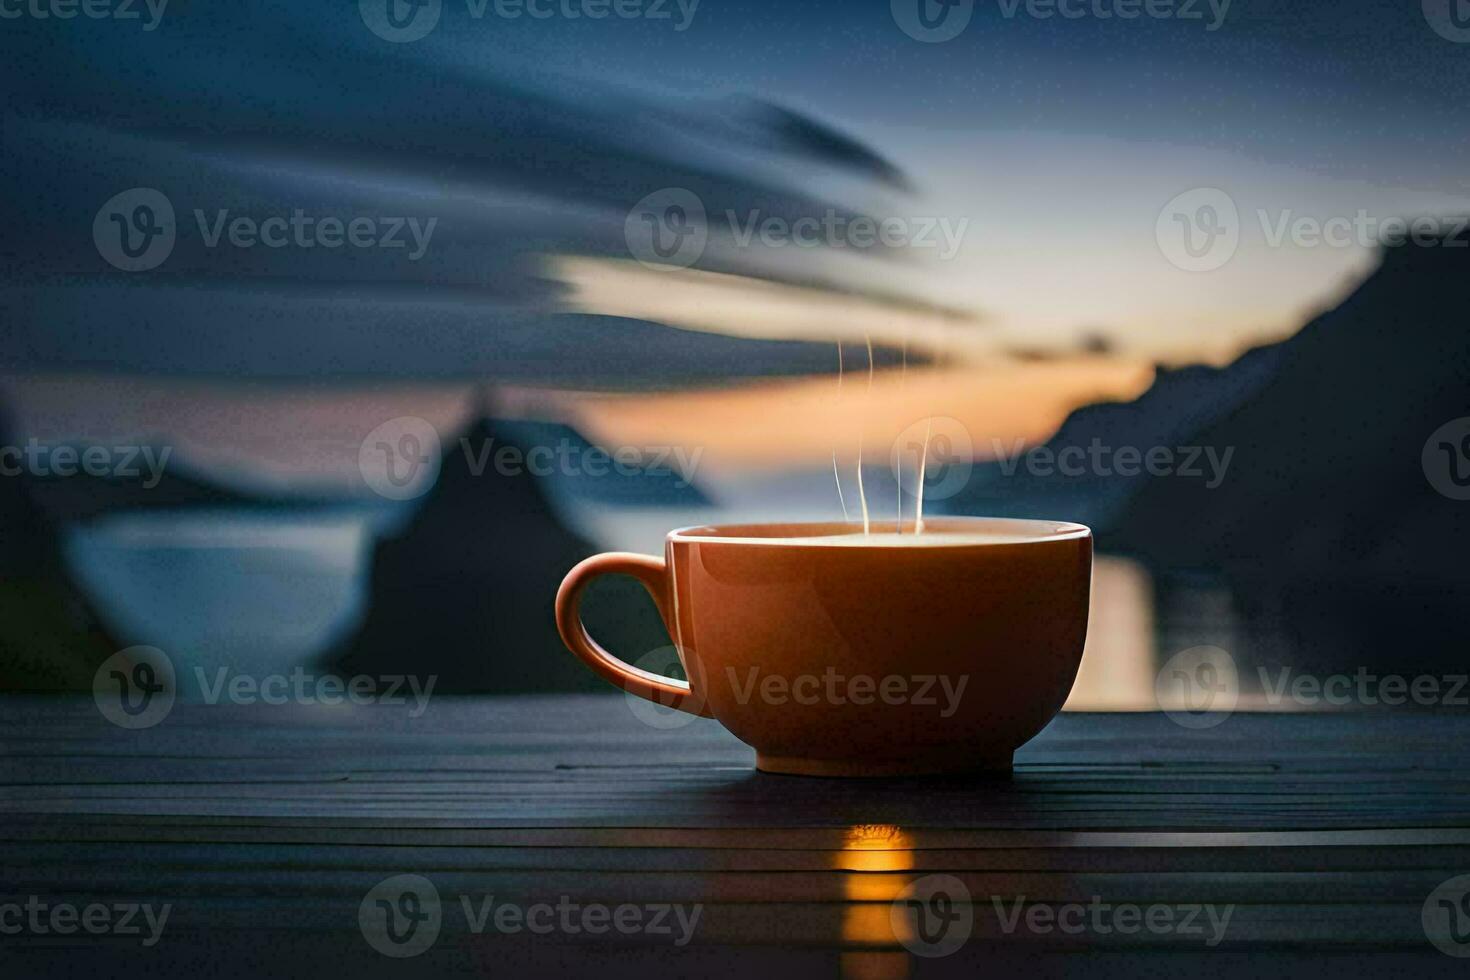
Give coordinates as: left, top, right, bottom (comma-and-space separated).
5, 840, 1469, 872
3, 695, 1469, 969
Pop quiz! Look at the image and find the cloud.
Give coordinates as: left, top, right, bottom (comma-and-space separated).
1, 3, 955, 381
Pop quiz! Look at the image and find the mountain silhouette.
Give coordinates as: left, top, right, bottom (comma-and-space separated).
490, 418, 710, 508
1106, 233, 1470, 671
0, 404, 125, 689
950, 344, 1283, 527
325, 414, 671, 693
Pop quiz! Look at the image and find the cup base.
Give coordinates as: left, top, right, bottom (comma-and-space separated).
755, 751, 1014, 778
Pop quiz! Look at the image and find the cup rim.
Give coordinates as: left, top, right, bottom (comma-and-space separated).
667, 515, 1091, 547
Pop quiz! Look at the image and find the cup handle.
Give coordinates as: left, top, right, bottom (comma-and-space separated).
555, 552, 713, 718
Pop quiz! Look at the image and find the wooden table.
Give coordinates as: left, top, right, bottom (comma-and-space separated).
3, 696, 1469, 978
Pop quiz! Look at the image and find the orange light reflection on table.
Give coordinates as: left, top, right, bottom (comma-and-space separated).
836, 824, 914, 980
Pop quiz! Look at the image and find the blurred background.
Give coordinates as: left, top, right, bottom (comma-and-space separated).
2, 0, 1468, 709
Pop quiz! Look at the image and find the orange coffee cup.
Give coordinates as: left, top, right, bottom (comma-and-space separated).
556, 517, 1092, 776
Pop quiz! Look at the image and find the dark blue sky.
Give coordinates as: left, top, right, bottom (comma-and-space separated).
4, 0, 1468, 371
459, 0, 1470, 356
476, 0, 1470, 188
